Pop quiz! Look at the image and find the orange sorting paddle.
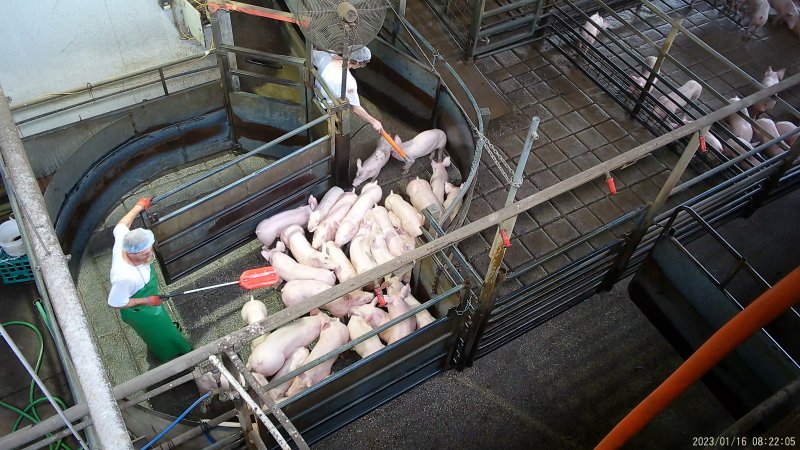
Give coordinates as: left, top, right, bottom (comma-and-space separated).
380, 129, 410, 161
162, 266, 279, 299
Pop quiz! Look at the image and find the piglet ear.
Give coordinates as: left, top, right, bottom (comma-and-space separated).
394, 135, 402, 144
357, 158, 362, 169
776, 68, 786, 79
308, 195, 318, 210
443, 156, 451, 166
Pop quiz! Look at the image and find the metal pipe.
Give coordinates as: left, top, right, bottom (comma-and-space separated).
156, 135, 330, 223
152, 114, 330, 206
0, 324, 88, 448
601, 128, 705, 288
208, 355, 291, 450
202, 432, 243, 450
14, 66, 217, 126
154, 409, 238, 450
9, 50, 214, 111
597, 267, 800, 449
224, 351, 309, 450
671, 127, 800, 195
0, 86, 132, 450
4, 72, 799, 449
718, 376, 800, 438
632, 18, 682, 117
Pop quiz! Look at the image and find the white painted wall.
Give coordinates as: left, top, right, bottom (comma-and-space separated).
0, 0, 218, 136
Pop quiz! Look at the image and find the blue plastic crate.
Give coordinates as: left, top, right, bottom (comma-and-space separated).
0, 249, 34, 284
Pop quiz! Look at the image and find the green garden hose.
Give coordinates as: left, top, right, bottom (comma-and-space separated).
0, 320, 73, 450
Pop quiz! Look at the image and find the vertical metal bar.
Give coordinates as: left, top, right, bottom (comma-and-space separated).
208, 355, 291, 450
466, 0, 488, 60
631, 17, 682, 117
601, 129, 706, 289
225, 351, 310, 450
743, 136, 800, 215
460, 117, 539, 365
334, 132, 351, 187
158, 68, 169, 96
210, 9, 239, 146
0, 86, 132, 450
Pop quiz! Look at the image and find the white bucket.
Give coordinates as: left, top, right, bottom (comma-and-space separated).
0, 219, 26, 257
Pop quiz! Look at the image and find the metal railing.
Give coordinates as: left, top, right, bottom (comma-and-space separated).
10, 51, 218, 127
4, 66, 798, 450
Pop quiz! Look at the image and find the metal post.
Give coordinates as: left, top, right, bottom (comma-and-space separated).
742, 137, 800, 216
158, 68, 169, 96
225, 351, 309, 450
208, 355, 291, 450
209, 9, 240, 146
600, 128, 707, 290
631, 17, 682, 117
466, 0, 488, 60
0, 86, 132, 449
460, 117, 539, 366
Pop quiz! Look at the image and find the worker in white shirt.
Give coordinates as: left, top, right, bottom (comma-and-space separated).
312, 46, 383, 133
107, 197, 191, 362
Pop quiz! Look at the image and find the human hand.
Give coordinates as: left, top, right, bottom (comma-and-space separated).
136, 197, 153, 210
372, 120, 383, 132
146, 295, 162, 306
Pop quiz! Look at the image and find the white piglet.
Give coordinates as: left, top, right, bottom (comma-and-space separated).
391, 129, 447, 173
406, 178, 442, 214
751, 67, 786, 117
268, 347, 310, 401
261, 242, 336, 285
285, 315, 349, 397
241, 297, 269, 349
385, 191, 424, 237
348, 315, 385, 359
334, 181, 382, 246
281, 225, 337, 269
312, 191, 358, 249
255, 196, 317, 247
353, 136, 397, 187
725, 97, 754, 143
307, 187, 344, 232
247, 316, 324, 377
579, 12, 608, 51
430, 157, 451, 203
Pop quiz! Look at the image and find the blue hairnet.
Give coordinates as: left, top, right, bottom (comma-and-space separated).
350, 46, 371, 63
123, 228, 155, 253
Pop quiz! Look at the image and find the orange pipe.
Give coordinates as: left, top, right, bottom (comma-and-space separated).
597, 266, 800, 449
380, 129, 410, 161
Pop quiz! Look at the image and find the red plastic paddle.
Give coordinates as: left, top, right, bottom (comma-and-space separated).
162, 266, 279, 299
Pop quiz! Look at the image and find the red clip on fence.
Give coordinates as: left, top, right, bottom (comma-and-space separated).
374, 288, 386, 307
499, 229, 511, 248
605, 173, 617, 195
699, 135, 707, 153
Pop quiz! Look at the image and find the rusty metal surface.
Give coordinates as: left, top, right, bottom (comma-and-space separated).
54, 109, 230, 272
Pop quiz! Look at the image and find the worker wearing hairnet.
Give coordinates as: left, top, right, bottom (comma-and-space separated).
312, 46, 383, 132
107, 197, 191, 362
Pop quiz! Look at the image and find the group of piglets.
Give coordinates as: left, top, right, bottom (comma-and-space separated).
626, 56, 796, 165
233, 175, 451, 402
736, 0, 800, 38
352, 128, 448, 187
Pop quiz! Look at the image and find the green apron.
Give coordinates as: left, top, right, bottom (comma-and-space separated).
120, 263, 191, 362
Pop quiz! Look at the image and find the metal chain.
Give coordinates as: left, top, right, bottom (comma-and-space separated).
474, 125, 520, 187
387, 2, 520, 190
